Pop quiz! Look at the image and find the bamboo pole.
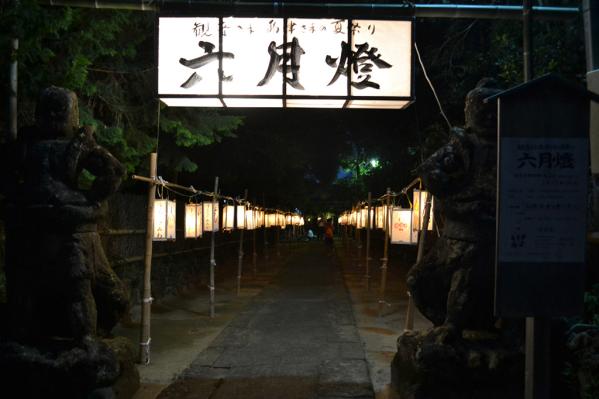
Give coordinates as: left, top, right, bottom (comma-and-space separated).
263, 196, 269, 262
209, 176, 219, 318
237, 189, 248, 296
356, 214, 362, 266
139, 152, 157, 365
253, 220, 257, 275
276, 225, 281, 258
404, 191, 432, 331
365, 192, 372, 289
378, 187, 391, 316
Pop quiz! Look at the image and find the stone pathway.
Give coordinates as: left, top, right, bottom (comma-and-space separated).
157, 243, 374, 399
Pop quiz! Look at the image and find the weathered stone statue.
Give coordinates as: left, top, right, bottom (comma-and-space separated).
1, 87, 138, 398
391, 79, 523, 399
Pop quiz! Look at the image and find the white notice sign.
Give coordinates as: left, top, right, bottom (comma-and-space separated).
498, 137, 588, 263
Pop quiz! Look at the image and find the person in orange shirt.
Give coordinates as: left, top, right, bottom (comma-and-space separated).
324, 219, 334, 248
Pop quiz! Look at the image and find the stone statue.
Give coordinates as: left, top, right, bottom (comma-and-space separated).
1, 87, 138, 398
408, 78, 500, 335
391, 79, 523, 399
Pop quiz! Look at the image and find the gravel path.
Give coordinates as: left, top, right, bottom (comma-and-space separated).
157, 243, 374, 399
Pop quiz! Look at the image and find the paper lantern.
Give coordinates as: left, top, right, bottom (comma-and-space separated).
223, 204, 235, 231
277, 212, 286, 229
350, 210, 357, 226
375, 206, 383, 229
202, 201, 220, 232
266, 213, 277, 228
236, 205, 246, 229
184, 203, 203, 238
256, 210, 264, 228
390, 207, 416, 245
292, 215, 301, 226
246, 208, 255, 230
158, 17, 413, 110
153, 199, 176, 241
359, 208, 367, 229
412, 189, 434, 232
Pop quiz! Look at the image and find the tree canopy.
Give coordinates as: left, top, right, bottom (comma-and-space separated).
0, 0, 586, 214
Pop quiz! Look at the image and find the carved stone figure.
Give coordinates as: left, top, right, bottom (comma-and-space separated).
1, 87, 138, 398
391, 79, 523, 399
408, 78, 500, 335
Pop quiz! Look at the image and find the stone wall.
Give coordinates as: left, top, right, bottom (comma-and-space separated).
101, 192, 245, 313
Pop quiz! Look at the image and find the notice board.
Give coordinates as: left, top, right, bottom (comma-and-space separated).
493, 75, 592, 317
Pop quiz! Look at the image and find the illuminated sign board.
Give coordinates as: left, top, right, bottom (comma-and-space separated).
158, 17, 414, 108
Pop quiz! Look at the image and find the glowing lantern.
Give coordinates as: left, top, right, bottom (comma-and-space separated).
375, 206, 383, 229
202, 201, 220, 232
359, 208, 368, 229
278, 212, 286, 228
412, 189, 434, 232
153, 199, 176, 241
390, 207, 416, 245
223, 204, 235, 231
257, 210, 264, 228
246, 208, 255, 230
236, 205, 246, 229
185, 203, 203, 238
292, 215, 301, 226
266, 213, 277, 228
158, 17, 413, 109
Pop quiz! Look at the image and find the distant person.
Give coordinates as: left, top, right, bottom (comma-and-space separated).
307, 229, 316, 240
324, 219, 334, 248
317, 218, 325, 240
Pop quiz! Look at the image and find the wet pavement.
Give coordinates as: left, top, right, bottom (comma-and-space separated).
156, 243, 374, 399
123, 239, 432, 399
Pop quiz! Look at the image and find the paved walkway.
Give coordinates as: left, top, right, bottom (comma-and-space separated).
157, 243, 374, 399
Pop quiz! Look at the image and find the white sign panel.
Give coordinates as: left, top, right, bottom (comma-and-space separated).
498, 137, 588, 263
158, 17, 413, 109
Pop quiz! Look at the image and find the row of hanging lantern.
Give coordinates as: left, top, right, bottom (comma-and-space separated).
154, 197, 304, 241
338, 188, 434, 245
